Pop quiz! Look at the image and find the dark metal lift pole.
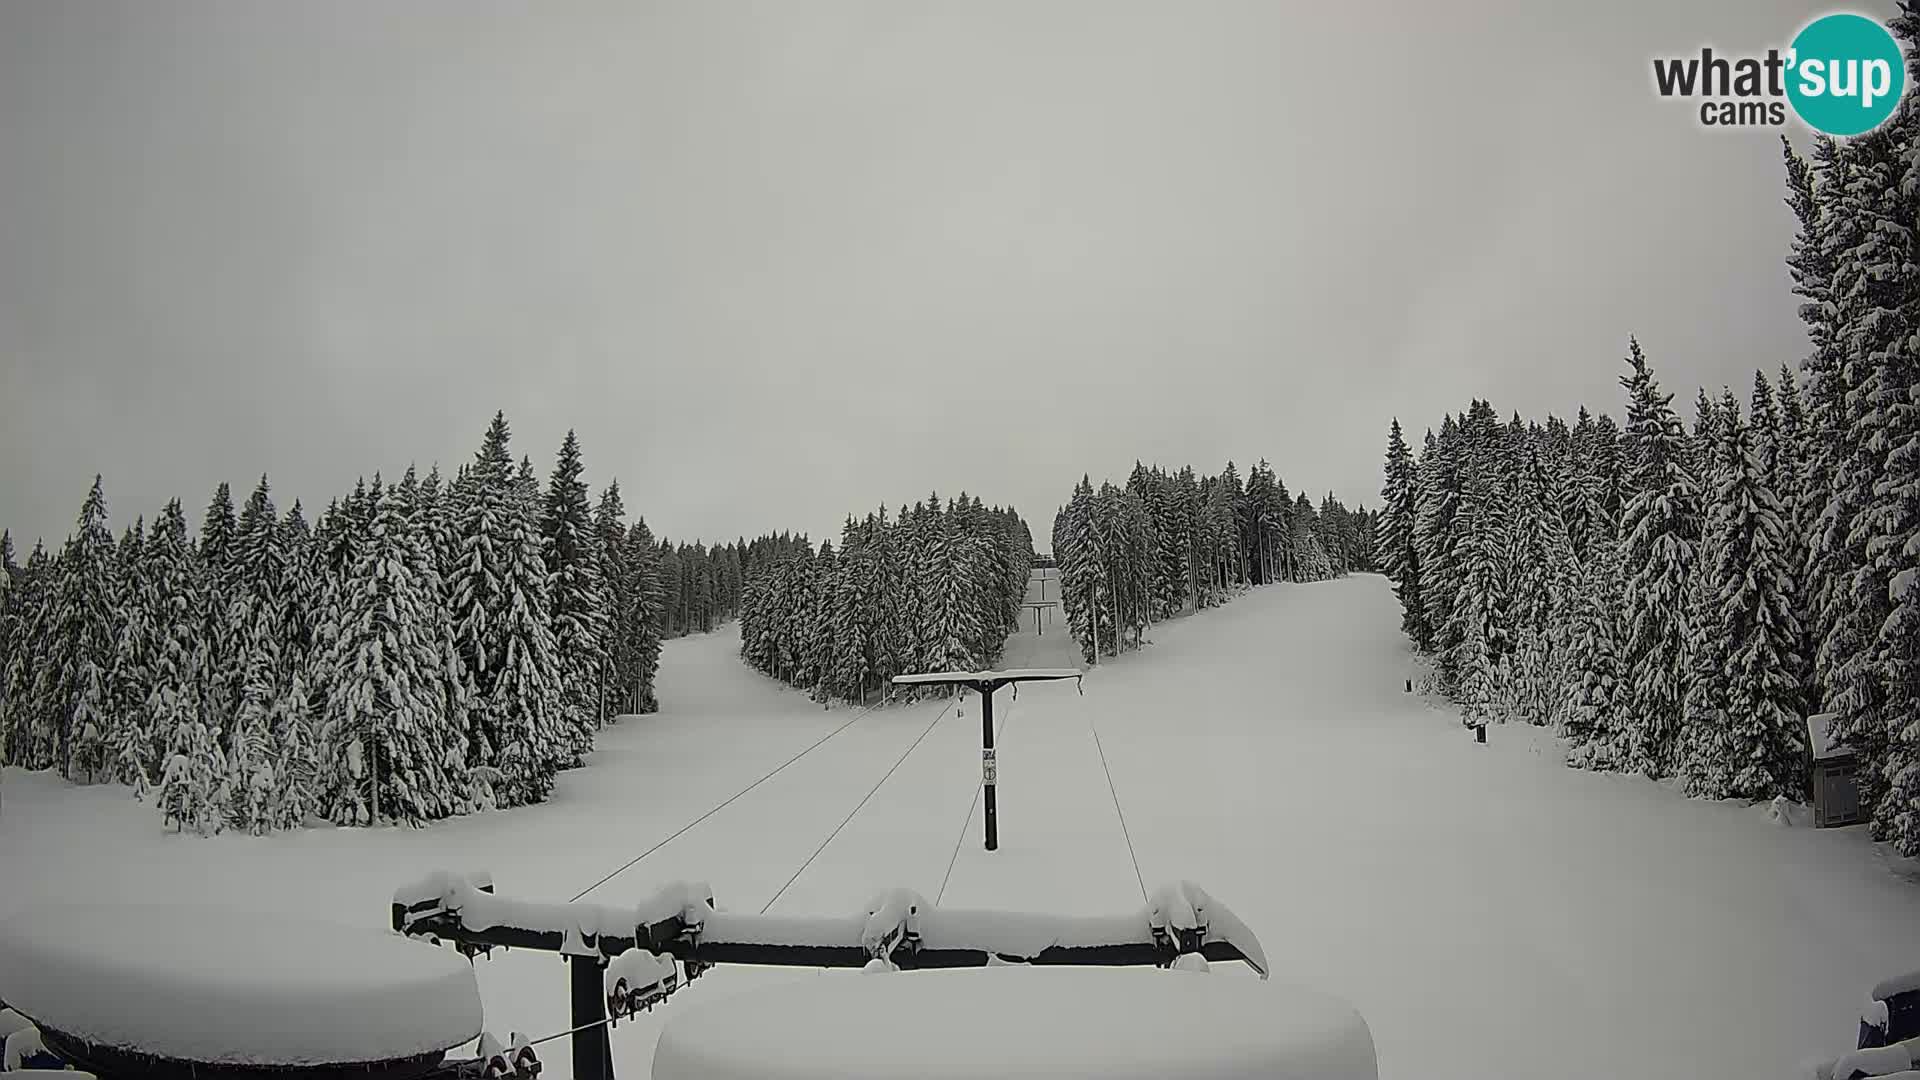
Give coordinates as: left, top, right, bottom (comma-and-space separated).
569, 954, 612, 1080
980, 682, 998, 851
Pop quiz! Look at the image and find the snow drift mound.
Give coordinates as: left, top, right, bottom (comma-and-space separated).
0, 902, 483, 1068
650, 966, 1376, 1079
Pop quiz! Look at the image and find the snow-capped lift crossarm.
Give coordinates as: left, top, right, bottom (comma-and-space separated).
392, 871, 1267, 1080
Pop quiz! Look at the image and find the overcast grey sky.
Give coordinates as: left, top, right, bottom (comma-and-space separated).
0, 0, 1842, 551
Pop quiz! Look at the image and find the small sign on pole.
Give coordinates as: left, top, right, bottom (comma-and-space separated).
983, 747, 996, 784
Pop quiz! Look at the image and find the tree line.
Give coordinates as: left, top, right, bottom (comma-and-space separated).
1053, 460, 1376, 663
1375, 12, 1920, 854
0, 413, 759, 834
738, 496, 1034, 703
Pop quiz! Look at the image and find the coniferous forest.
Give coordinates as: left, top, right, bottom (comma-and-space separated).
1376, 44, 1920, 853
1053, 461, 1376, 664
737, 496, 1034, 704
0, 412, 776, 834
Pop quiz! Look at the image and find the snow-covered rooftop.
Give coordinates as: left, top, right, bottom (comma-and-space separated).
0, 902, 483, 1067
1807, 713, 1847, 761
650, 966, 1375, 1079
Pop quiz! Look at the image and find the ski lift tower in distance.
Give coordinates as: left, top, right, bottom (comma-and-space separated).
891, 667, 1083, 851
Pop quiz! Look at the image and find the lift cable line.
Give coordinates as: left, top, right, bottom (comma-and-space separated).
570, 697, 889, 903
760, 698, 959, 914
1088, 699, 1150, 906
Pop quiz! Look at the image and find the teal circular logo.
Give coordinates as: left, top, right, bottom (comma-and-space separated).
1787, 13, 1907, 136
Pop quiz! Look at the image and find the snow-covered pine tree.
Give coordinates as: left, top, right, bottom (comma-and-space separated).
1678, 393, 1732, 797
1058, 478, 1107, 662
1446, 457, 1511, 687
1145, 468, 1186, 618
627, 517, 664, 712
1749, 371, 1781, 498
264, 498, 322, 829
1784, 136, 1849, 717
1874, 0, 1920, 852
593, 483, 632, 717
1591, 412, 1628, 543
0, 532, 14, 773
319, 478, 470, 826
302, 496, 357, 804
105, 516, 158, 793
53, 477, 117, 783
128, 503, 203, 817
157, 709, 227, 836
1378, 419, 1428, 649
779, 544, 815, 686
1302, 492, 1336, 581
1815, 126, 1907, 821
809, 540, 840, 700
1616, 339, 1702, 779
1242, 462, 1275, 586
1565, 408, 1601, 560
1707, 388, 1808, 801
1457, 603, 1497, 730
4, 544, 58, 770
1689, 387, 1717, 488
449, 414, 566, 806
223, 477, 288, 833
1562, 538, 1628, 769
449, 418, 514, 787
1416, 420, 1465, 690
197, 482, 241, 747
1272, 473, 1300, 583
542, 431, 608, 756
1217, 463, 1247, 588
1774, 364, 1808, 514
830, 521, 875, 703
1508, 445, 1574, 725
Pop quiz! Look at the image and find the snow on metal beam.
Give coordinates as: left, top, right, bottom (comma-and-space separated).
392, 871, 1267, 978
891, 668, 1082, 686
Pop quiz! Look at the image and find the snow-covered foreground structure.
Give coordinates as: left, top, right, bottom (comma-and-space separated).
651, 967, 1374, 1080
3, 574, 1919, 1078
0, 904, 483, 1070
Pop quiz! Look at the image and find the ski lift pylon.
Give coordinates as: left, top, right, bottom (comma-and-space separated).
889, 668, 1084, 851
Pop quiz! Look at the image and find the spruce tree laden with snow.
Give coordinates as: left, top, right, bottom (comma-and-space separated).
541, 431, 608, 753
627, 517, 665, 712
197, 481, 241, 748
53, 477, 118, 783
3, 544, 56, 770
318, 479, 471, 826
447, 414, 567, 807
224, 477, 289, 832
1616, 341, 1702, 778
1703, 391, 1807, 801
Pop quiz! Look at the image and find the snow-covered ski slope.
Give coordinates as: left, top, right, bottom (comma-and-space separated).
5, 573, 1920, 1078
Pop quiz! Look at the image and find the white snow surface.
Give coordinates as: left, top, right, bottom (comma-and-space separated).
4, 1025, 47, 1070
1832, 1039, 1920, 1077
1877, 970, 1920, 1001
649, 967, 1375, 1080
4, 577, 1920, 1078
0, 903, 482, 1065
